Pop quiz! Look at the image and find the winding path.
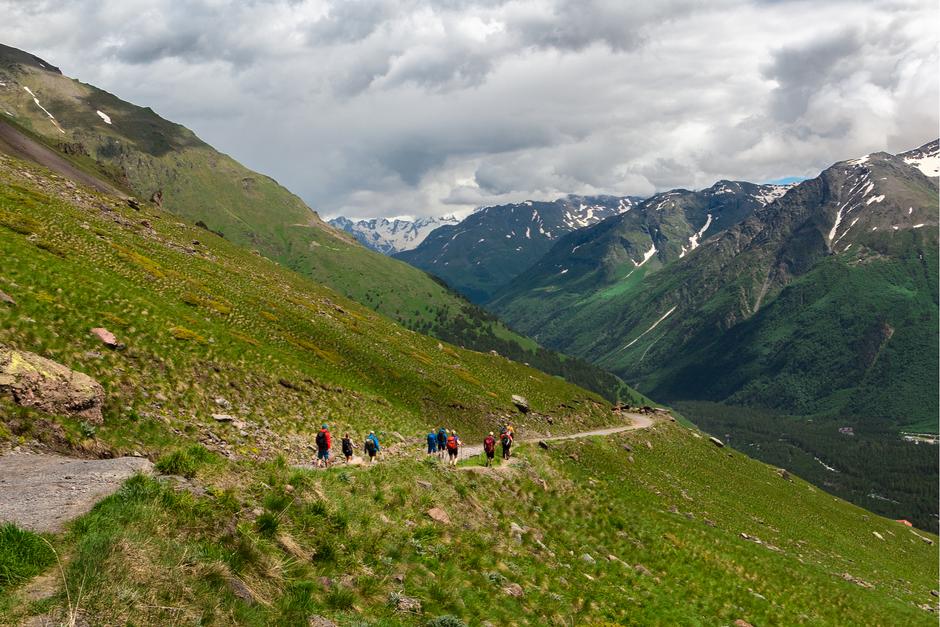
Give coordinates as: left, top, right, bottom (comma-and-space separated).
459, 413, 656, 458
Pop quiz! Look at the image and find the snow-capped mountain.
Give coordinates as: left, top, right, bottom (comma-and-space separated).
394, 195, 641, 303
329, 215, 461, 255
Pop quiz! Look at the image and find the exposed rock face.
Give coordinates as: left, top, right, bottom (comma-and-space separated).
511, 394, 529, 413
89, 327, 123, 350
427, 507, 451, 524
0, 346, 105, 423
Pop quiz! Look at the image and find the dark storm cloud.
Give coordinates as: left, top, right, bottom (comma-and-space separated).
0, 0, 936, 218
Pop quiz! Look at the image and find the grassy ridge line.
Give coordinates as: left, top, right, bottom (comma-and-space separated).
0, 59, 636, 404
0, 151, 614, 464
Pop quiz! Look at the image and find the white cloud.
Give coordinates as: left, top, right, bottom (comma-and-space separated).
0, 0, 936, 218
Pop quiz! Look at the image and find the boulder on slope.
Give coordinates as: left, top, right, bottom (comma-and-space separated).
0, 346, 105, 423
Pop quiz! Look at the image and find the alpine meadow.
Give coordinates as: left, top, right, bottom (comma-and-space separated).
0, 2, 937, 626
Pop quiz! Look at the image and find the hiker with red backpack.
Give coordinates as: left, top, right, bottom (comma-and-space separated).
500, 428, 513, 460
483, 432, 497, 467
316, 423, 332, 468
446, 430, 461, 466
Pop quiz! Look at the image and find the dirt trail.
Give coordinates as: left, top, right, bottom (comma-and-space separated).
459, 413, 655, 458
0, 452, 153, 532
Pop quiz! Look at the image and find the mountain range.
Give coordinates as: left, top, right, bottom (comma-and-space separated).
487, 141, 939, 527
395, 194, 641, 302
328, 215, 460, 254
0, 41, 937, 626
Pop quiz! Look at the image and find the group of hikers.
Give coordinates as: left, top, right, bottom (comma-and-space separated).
313, 424, 381, 468
426, 424, 515, 467
313, 422, 516, 468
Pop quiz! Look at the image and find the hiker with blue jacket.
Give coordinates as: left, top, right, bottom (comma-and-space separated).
365, 431, 381, 464
427, 430, 438, 456
436, 427, 447, 459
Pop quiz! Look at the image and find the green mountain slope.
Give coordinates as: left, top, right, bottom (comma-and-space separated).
0, 136, 936, 627
395, 195, 638, 303
487, 180, 788, 354
0, 43, 636, 404
490, 143, 940, 529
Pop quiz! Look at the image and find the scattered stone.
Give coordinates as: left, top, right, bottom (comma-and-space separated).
580, 553, 596, 565
150, 190, 163, 206
0, 290, 15, 306
931, 590, 939, 598
627, 455, 635, 463
704, 519, 717, 528
416, 480, 433, 490
777, 468, 791, 481
212, 414, 236, 422
391, 593, 422, 613
226, 576, 258, 604
502, 583, 524, 597
634, 564, 652, 576
391, 431, 405, 442
89, 327, 124, 350
538, 440, 549, 450
568, 452, 580, 462
126, 197, 141, 210
840, 572, 874, 589
427, 507, 450, 525
214, 397, 232, 409
622, 444, 633, 452
511, 394, 529, 413
284, 484, 294, 493
873, 531, 884, 541
645, 441, 653, 450
308, 616, 337, 627
316, 577, 334, 590
709, 436, 725, 448
733, 620, 754, 627
0, 346, 105, 423
393, 573, 405, 584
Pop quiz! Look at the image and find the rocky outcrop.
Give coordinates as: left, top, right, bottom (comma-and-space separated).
0, 346, 105, 423
511, 394, 529, 413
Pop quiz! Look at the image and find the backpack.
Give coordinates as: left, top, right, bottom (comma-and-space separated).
501, 433, 512, 447
342, 438, 353, 455
316, 430, 328, 449
484, 436, 495, 453
446, 435, 458, 451
365, 438, 377, 454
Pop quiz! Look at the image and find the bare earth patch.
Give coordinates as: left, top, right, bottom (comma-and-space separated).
0, 452, 153, 532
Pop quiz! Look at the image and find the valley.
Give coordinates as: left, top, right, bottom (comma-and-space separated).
0, 34, 936, 627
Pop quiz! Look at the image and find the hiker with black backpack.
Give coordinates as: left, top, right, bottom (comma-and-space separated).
316, 423, 332, 468
365, 431, 380, 464
341, 433, 354, 464
483, 432, 496, 467
437, 427, 447, 459
500, 429, 513, 460
446, 430, 461, 466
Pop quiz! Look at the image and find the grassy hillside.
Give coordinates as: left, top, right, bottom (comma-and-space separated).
1, 420, 936, 625
0, 147, 936, 626
0, 152, 619, 458
0, 46, 634, 404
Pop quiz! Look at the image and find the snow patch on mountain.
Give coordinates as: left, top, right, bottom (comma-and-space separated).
680, 214, 713, 258
329, 215, 460, 255
23, 85, 64, 133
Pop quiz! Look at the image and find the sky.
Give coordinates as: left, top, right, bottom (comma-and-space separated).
0, 0, 937, 220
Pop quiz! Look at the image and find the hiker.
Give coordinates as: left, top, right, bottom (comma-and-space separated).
500, 429, 513, 460
483, 432, 496, 467
316, 423, 332, 468
427, 430, 438, 456
364, 430, 381, 464
341, 433, 354, 464
437, 427, 447, 459
446, 430, 461, 466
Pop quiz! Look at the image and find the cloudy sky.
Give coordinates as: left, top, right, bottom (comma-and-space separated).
0, 0, 937, 219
